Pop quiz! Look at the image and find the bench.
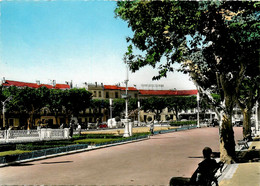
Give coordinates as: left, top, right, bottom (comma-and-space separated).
237, 140, 249, 150
169, 162, 225, 186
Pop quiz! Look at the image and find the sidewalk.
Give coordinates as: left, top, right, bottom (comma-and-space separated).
219, 140, 260, 186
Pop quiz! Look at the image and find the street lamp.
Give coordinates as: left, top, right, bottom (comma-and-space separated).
138, 100, 141, 126
255, 101, 259, 135
197, 90, 200, 128
109, 98, 113, 119
2, 96, 12, 129
123, 64, 130, 137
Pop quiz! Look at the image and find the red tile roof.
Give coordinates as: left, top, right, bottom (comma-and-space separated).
139, 89, 198, 96
104, 85, 138, 91
2, 80, 70, 90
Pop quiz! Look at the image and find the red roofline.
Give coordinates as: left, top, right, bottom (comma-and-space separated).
138, 89, 198, 96
104, 85, 138, 91
2, 80, 70, 90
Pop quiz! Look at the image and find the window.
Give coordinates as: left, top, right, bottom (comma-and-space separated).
93, 91, 96, 97
135, 94, 138, 98
115, 92, 119, 98
106, 92, 109, 98
99, 91, 101, 97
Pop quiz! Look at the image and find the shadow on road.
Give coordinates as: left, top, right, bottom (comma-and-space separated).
41, 161, 73, 164
150, 136, 176, 139
10, 163, 34, 167
188, 152, 220, 159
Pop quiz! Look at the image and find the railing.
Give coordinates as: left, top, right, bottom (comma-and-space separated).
0, 128, 70, 144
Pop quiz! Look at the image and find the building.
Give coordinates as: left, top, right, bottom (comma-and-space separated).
1, 79, 71, 129
138, 89, 198, 122
1, 79, 70, 90
0, 78, 200, 127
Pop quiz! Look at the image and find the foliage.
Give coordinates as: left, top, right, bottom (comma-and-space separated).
0, 150, 31, 157
165, 96, 197, 120
115, 1, 259, 162
112, 98, 125, 117
62, 88, 92, 118
74, 138, 123, 145
141, 97, 166, 121
1, 87, 93, 127
170, 120, 197, 126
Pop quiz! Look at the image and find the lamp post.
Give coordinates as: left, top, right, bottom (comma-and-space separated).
138, 100, 140, 126
123, 65, 130, 137
255, 101, 259, 135
197, 90, 200, 128
2, 96, 12, 129
109, 98, 113, 119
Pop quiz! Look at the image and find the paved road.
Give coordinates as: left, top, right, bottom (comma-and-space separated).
0, 127, 243, 185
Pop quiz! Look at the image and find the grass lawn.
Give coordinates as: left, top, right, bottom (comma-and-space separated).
0, 150, 31, 157
74, 138, 123, 144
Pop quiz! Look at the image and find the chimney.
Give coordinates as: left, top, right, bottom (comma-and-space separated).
70, 80, 73, 88
53, 80, 56, 87
36, 80, 40, 85
2, 77, 6, 84
95, 82, 97, 87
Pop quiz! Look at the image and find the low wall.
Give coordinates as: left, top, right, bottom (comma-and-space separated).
0, 128, 70, 144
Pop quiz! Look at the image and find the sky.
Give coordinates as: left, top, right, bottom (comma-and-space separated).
0, 0, 196, 90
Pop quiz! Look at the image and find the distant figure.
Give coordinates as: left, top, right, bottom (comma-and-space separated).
69, 120, 75, 138
96, 118, 100, 129
77, 124, 81, 135
170, 147, 223, 186
150, 123, 154, 135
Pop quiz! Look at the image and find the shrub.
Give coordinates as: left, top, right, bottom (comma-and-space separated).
169, 120, 196, 126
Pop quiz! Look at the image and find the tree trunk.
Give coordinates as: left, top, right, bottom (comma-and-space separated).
219, 113, 236, 164
242, 108, 252, 140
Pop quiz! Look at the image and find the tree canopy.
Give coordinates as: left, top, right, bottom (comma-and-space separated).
115, 1, 259, 163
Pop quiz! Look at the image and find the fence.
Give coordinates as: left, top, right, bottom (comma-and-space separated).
0, 128, 70, 144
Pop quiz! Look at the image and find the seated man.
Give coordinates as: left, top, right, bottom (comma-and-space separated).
170, 147, 223, 186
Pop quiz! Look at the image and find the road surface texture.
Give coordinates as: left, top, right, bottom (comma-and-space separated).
0, 127, 243, 185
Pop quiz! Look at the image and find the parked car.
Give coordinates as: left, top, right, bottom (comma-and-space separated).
98, 123, 108, 129
211, 119, 219, 127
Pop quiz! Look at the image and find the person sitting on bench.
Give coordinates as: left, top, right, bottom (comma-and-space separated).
170, 147, 223, 186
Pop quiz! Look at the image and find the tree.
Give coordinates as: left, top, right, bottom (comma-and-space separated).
62, 88, 92, 121
47, 89, 63, 126
165, 96, 197, 121
90, 99, 109, 122
141, 97, 166, 122
2, 86, 49, 129
115, 1, 259, 163
112, 99, 125, 118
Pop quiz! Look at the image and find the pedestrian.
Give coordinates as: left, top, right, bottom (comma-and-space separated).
69, 120, 75, 138
169, 147, 223, 186
150, 123, 154, 135
77, 123, 81, 135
